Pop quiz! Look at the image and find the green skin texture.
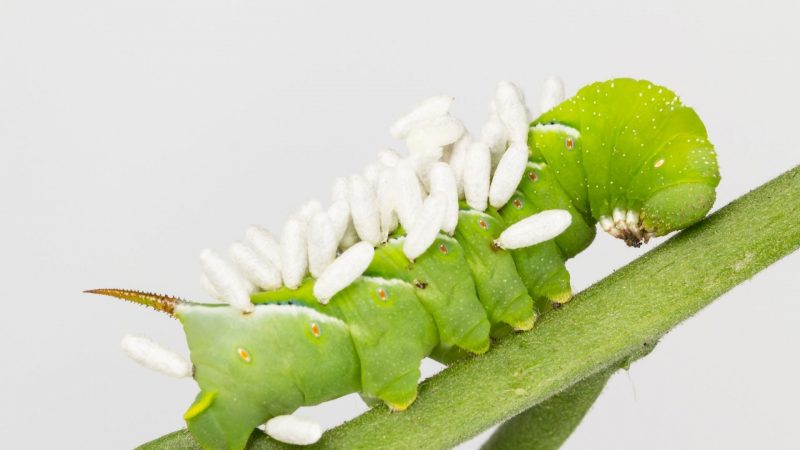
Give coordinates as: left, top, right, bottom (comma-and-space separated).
171, 78, 720, 450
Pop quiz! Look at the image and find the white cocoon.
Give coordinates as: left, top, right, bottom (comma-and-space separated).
121, 335, 193, 378
448, 133, 472, 199
495, 210, 572, 249
489, 143, 529, 208
390, 95, 453, 139
264, 415, 323, 446
229, 241, 282, 291
244, 225, 282, 272
376, 168, 399, 241
314, 241, 374, 303
280, 217, 308, 289
199, 274, 222, 301
393, 162, 425, 230
298, 200, 322, 222
405, 116, 465, 154
429, 163, 459, 235
327, 200, 350, 242
495, 81, 530, 145
347, 175, 382, 245
463, 142, 491, 211
378, 148, 401, 168
540, 76, 565, 114
199, 248, 253, 312
363, 162, 382, 189
404, 193, 446, 260
307, 211, 338, 278
480, 119, 508, 156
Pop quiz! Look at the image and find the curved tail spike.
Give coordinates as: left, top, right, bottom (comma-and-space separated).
84, 288, 184, 316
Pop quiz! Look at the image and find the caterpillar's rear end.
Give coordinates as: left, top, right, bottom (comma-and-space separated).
88, 77, 719, 450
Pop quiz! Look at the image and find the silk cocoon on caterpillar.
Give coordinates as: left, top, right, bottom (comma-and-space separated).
87, 77, 719, 450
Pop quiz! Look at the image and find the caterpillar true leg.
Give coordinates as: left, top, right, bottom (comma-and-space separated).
88, 77, 719, 449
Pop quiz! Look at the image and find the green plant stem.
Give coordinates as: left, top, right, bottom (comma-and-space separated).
140, 166, 800, 450
480, 366, 614, 450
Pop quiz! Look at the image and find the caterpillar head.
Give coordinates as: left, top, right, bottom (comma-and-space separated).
532, 78, 720, 247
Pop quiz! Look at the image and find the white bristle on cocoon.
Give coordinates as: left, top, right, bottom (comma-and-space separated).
404, 193, 446, 260
448, 133, 472, 199
540, 76, 565, 114
406, 116, 464, 154
429, 163, 459, 235
121, 335, 193, 379
376, 168, 399, 241
244, 226, 282, 272
481, 119, 508, 156
298, 200, 323, 222
280, 217, 308, 289
378, 148, 401, 168
363, 162, 382, 189
489, 143, 529, 208
390, 95, 454, 139
495, 81, 530, 145
314, 242, 375, 303
199, 249, 254, 312
229, 241, 282, 291
200, 274, 222, 300
347, 175, 382, 245
307, 211, 339, 278
495, 210, 572, 249
394, 162, 425, 230
463, 142, 491, 211
264, 415, 323, 446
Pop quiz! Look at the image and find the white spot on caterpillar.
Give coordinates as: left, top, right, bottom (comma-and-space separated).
264, 415, 323, 446
120, 335, 192, 378
199, 249, 254, 312
390, 95, 453, 140
314, 241, 374, 304
448, 132, 472, 200
244, 226, 282, 273
539, 76, 565, 113
489, 143, 529, 209
463, 141, 491, 211
347, 175, 382, 246
307, 211, 338, 278
394, 161, 425, 230
406, 116, 465, 154
494, 210, 572, 250
229, 241, 282, 291
530, 123, 581, 139
280, 217, 308, 290
494, 81, 529, 145
654, 158, 665, 168
404, 193, 446, 260
428, 162, 459, 235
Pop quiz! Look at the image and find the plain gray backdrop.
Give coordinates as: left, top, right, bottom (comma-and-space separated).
2, 1, 798, 448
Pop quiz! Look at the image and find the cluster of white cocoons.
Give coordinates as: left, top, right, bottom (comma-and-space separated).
197, 76, 572, 315
119, 76, 574, 447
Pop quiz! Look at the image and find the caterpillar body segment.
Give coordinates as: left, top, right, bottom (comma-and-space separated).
91, 78, 720, 450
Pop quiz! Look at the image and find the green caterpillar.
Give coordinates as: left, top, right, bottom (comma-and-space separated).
90, 78, 720, 450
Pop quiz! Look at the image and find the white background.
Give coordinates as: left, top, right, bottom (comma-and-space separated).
1, 1, 799, 449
